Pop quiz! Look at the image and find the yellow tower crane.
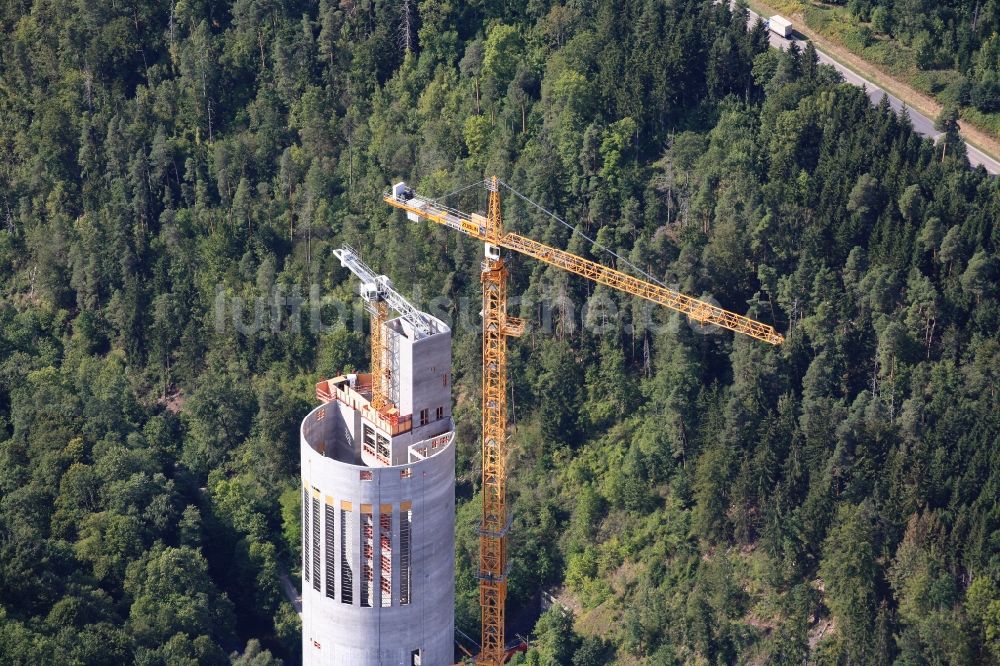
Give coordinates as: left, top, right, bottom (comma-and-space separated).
385, 177, 784, 664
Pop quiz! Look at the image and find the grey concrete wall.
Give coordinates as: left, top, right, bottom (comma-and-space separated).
407, 332, 452, 432
384, 313, 452, 466
300, 403, 455, 666
387, 315, 451, 429
300, 399, 362, 464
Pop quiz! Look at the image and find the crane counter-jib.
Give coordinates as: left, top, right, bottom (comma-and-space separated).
383, 187, 785, 346
384, 189, 485, 237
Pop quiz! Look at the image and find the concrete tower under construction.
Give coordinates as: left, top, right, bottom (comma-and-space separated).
299, 247, 455, 665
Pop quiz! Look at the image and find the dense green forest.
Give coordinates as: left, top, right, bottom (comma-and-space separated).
0, 0, 998, 664
840, 0, 1000, 81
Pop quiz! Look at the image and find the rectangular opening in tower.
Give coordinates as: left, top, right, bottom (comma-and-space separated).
303, 488, 310, 582
340, 508, 353, 604
324, 502, 335, 599
400, 506, 412, 605
311, 495, 320, 592
361, 512, 374, 607
380, 511, 392, 607
377, 433, 390, 464
363, 424, 376, 459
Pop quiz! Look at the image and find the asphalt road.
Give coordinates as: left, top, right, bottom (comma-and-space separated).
279, 572, 302, 616
746, 9, 1000, 175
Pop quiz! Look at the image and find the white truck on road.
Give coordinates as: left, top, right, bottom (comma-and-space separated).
768, 15, 793, 38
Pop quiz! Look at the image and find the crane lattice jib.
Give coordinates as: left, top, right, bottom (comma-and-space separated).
333, 245, 434, 336
383, 188, 785, 346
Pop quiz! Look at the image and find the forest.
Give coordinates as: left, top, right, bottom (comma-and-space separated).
0, 0, 998, 664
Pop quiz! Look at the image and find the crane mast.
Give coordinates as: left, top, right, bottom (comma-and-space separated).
383, 178, 783, 664
478, 178, 524, 664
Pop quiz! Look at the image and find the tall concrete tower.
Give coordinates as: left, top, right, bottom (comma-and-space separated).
300, 251, 455, 666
